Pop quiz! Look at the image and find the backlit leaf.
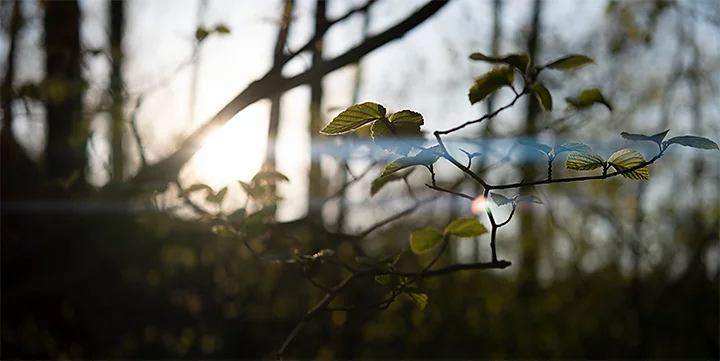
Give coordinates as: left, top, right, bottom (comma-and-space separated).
544, 54, 594, 71
371, 110, 425, 155
195, 27, 209, 42
410, 227, 444, 255
565, 88, 612, 111
252, 170, 289, 184
320, 102, 386, 135
206, 186, 228, 204
214, 24, 231, 34
402, 288, 428, 310
468, 66, 515, 105
444, 218, 488, 237
607, 148, 649, 180
180, 183, 212, 197
469, 52, 530, 72
565, 150, 605, 171
531, 82, 553, 112
379, 146, 440, 178
371, 169, 415, 196
666, 135, 719, 151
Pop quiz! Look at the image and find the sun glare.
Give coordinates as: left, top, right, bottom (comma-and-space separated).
192, 113, 267, 188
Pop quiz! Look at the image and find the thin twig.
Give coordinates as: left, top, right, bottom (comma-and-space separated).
276, 274, 355, 360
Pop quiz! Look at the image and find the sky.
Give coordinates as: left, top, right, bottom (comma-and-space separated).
2, 0, 718, 277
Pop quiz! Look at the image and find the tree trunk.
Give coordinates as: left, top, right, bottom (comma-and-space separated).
110, 0, 126, 180
43, 0, 86, 183
307, 0, 327, 220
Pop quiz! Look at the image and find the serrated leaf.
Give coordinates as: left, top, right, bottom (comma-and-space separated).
621, 129, 670, 144
402, 288, 428, 310
544, 54, 594, 71
607, 148, 649, 180
553, 142, 593, 156
444, 218, 488, 237
320, 102, 387, 135
469, 52, 530, 72
514, 195, 544, 205
179, 183, 212, 197
490, 193, 513, 206
565, 150, 605, 171
206, 186, 228, 204
666, 136, 719, 150
370, 110, 425, 155
252, 169, 289, 184
565, 88, 612, 111
519, 140, 552, 155
215, 24, 231, 34
530, 82, 553, 112
410, 227, 444, 255
468, 66, 515, 105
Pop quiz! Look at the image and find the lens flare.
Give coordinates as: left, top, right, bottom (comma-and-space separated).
471, 195, 489, 215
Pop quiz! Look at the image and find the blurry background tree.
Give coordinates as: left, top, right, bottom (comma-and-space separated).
1, 0, 718, 360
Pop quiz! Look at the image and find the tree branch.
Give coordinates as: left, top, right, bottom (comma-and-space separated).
130, 0, 450, 186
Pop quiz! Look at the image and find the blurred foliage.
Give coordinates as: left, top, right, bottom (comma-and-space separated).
2, 0, 719, 360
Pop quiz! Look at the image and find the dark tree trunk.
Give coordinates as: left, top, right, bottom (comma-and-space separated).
43, 0, 86, 182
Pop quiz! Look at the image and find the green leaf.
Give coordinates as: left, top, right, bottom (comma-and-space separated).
226, 208, 247, 223
252, 169, 289, 184
214, 24, 231, 34
468, 66, 515, 105
519, 140, 552, 155
402, 288, 428, 310
195, 27, 209, 42
490, 193, 513, 207
531, 82, 553, 112
239, 181, 265, 199
410, 227, 444, 255
469, 52, 530, 72
553, 142, 593, 156
607, 148, 649, 180
211, 224, 235, 238
320, 102, 387, 135
370, 110, 425, 155
370, 169, 414, 196
543, 54, 594, 71
621, 129, 670, 145
565, 88, 612, 111
206, 186, 228, 204
515, 195, 544, 205
565, 149, 605, 171
179, 183, 213, 197
375, 275, 391, 285
444, 218, 488, 237
379, 146, 440, 178
666, 136, 719, 151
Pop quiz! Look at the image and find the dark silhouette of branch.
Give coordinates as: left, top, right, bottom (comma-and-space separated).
276, 274, 356, 360
131, 0, 450, 186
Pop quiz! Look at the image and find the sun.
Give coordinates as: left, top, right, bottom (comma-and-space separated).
191, 109, 267, 188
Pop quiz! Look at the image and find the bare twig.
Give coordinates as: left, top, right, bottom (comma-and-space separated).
276, 274, 356, 360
